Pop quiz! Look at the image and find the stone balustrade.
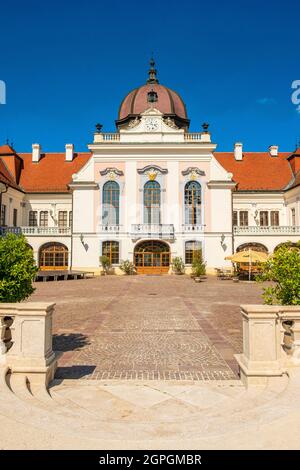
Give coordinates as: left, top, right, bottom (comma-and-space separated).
182, 224, 205, 233
0, 303, 58, 389
98, 224, 122, 233
0, 226, 71, 236
234, 225, 300, 235
131, 224, 175, 240
235, 305, 300, 387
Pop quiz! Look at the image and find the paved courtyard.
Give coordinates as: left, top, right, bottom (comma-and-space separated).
30, 275, 263, 381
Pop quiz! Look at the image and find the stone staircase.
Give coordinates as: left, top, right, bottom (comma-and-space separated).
1, 364, 300, 449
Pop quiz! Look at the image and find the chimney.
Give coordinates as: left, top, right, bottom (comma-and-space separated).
32, 143, 41, 163
234, 142, 243, 161
269, 145, 278, 157
65, 143, 74, 162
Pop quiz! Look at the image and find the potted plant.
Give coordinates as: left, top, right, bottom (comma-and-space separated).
119, 259, 135, 275
99, 255, 111, 275
192, 249, 206, 282
171, 256, 185, 275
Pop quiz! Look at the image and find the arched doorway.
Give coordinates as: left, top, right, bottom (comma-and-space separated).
134, 240, 170, 275
39, 242, 69, 271
236, 242, 268, 253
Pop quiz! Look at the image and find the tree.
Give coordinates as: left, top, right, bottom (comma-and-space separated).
99, 255, 111, 274
192, 249, 206, 277
0, 233, 38, 302
257, 243, 300, 305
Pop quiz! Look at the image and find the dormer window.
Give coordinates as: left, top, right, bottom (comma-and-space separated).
147, 89, 158, 103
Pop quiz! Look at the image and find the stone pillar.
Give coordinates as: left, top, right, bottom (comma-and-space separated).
0, 302, 57, 388
235, 305, 284, 387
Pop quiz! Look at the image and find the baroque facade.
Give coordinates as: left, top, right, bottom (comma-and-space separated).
1, 60, 300, 274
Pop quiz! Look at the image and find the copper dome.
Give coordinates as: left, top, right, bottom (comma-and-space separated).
116, 59, 190, 130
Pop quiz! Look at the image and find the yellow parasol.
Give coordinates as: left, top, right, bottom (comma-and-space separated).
225, 249, 268, 281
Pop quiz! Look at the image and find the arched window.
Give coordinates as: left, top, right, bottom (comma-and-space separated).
144, 180, 161, 224
184, 181, 201, 225
236, 243, 268, 254
102, 181, 120, 225
102, 241, 119, 264
185, 240, 202, 264
39, 242, 68, 270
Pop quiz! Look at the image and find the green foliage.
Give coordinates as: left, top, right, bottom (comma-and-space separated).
257, 243, 300, 305
0, 233, 38, 302
192, 249, 206, 277
99, 255, 111, 273
171, 256, 185, 274
119, 259, 135, 275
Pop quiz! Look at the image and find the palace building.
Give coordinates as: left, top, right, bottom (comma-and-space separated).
1, 60, 300, 274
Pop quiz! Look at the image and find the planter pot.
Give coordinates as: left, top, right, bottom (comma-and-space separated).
194, 277, 202, 283
233, 277, 239, 283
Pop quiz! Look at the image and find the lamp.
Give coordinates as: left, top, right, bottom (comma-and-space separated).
80, 233, 84, 244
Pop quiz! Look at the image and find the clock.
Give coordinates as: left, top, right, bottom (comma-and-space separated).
145, 118, 159, 131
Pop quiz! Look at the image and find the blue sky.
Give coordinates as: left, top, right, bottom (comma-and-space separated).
0, 0, 299, 152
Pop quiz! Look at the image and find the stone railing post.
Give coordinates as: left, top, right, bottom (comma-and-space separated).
0, 302, 57, 388
235, 305, 284, 387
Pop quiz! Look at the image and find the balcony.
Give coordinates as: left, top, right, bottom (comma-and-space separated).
182, 224, 205, 233
233, 225, 300, 235
98, 224, 122, 234
131, 224, 175, 240
0, 226, 71, 236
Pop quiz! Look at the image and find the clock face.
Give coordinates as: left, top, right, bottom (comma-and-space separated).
145, 118, 159, 131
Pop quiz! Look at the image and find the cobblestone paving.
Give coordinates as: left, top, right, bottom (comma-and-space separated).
30, 275, 263, 380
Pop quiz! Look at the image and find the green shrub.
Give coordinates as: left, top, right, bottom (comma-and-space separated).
99, 255, 111, 274
171, 256, 185, 274
0, 233, 38, 302
119, 259, 135, 275
192, 249, 206, 277
256, 243, 300, 305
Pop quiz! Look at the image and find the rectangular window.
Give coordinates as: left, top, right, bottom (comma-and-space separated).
69, 211, 73, 228
102, 241, 119, 264
291, 208, 296, 226
270, 211, 279, 226
239, 211, 248, 226
0, 204, 6, 225
13, 208, 18, 227
39, 211, 48, 227
185, 241, 202, 264
259, 211, 269, 227
29, 210, 38, 226
58, 211, 68, 227
233, 211, 238, 226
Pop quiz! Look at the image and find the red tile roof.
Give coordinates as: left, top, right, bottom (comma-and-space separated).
214, 152, 293, 191
0, 145, 22, 191
18, 152, 91, 193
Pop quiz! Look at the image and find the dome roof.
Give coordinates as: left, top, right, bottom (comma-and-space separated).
116, 59, 190, 130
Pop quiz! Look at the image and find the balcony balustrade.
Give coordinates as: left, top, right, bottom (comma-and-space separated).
0, 226, 71, 236
131, 224, 175, 240
98, 224, 122, 233
182, 224, 205, 233
233, 225, 300, 235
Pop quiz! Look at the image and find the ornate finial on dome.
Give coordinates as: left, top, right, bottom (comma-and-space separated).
147, 56, 159, 84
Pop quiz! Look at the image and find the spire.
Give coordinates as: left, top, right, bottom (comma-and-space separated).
147, 56, 159, 84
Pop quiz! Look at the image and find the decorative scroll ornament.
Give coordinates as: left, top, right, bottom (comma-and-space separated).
182, 167, 205, 180
164, 117, 178, 129
127, 117, 140, 129
147, 169, 158, 181
100, 167, 124, 180
137, 165, 168, 180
